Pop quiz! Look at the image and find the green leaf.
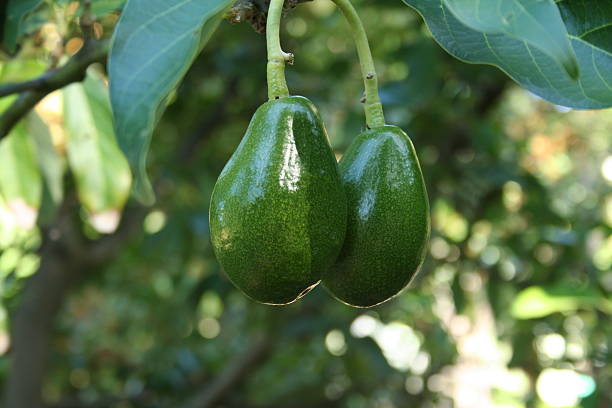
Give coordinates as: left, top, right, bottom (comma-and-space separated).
511, 285, 612, 319
92, 0, 126, 16
402, 0, 612, 109
0, 58, 47, 83
54, 0, 125, 16
0, 122, 42, 229
3, 0, 43, 52
27, 113, 65, 206
443, 0, 578, 79
108, 0, 235, 204
63, 70, 132, 234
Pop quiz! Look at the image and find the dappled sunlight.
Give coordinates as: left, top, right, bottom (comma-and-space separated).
34, 91, 66, 153
536, 369, 595, 407
325, 329, 347, 356
350, 315, 425, 372
0, 1, 610, 406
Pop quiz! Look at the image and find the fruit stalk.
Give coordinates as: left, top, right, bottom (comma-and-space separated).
266, 0, 291, 99
331, 0, 385, 129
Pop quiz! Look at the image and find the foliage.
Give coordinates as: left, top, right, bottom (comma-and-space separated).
402, 0, 612, 109
0, 1, 611, 408
3, 0, 44, 53
63, 70, 132, 232
108, 0, 234, 202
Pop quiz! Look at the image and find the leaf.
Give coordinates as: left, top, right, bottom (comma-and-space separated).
0, 58, 47, 83
3, 0, 43, 52
443, 0, 578, 79
63, 70, 132, 234
0, 122, 42, 229
27, 113, 65, 206
92, 0, 126, 16
402, 0, 612, 109
511, 285, 612, 319
108, 0, 236, 204
54, 0, 125, 16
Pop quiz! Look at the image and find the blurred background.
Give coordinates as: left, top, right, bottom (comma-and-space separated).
0, 0, 611, 407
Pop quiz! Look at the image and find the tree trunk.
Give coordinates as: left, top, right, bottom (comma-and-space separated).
3, 239, 79, 408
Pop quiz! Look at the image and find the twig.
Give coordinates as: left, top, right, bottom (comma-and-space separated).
0, 38, 109, 140
80, 0, 95, 40
0, 76, 54, 97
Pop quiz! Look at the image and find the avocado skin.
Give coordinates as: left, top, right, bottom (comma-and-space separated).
209, 96, 347, 305
322, 125, 430, 308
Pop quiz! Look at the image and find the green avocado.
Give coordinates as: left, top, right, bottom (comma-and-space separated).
209, 96, 347, 305
322, 125, 430, 308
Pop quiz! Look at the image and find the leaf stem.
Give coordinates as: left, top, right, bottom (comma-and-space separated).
266, 0, 291, 100
330, 0, 385, 128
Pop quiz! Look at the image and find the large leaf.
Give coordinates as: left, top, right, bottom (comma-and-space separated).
108, 0, 235, 203
444, 0, 578, 79
63, 71, 132, 234
0, 122, 42, 229
402, 0, 612, 109
3, 0, 43, 52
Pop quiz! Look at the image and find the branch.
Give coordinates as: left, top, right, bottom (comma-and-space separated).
0, 77, 51, 97
226, 0, 313, 33
180, 305, 322, 408
0, 38, 109, 140
183, 336, 274, 408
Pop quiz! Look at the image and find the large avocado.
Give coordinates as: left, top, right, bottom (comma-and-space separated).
323, 125, 430, 307
209, 96, 347, 305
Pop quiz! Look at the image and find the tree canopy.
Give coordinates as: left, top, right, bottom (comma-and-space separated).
0, 1, 610, 407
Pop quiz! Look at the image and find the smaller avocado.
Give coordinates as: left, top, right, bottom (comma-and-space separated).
209, 96, 347, 305
322, 125, 430, 308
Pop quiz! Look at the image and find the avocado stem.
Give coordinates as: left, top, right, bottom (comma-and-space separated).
266, 0, 290, 100
330, 0, 385, 128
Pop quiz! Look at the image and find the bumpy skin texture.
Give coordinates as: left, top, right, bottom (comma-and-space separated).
209, 96, 347, 305
322, 125, 430, 308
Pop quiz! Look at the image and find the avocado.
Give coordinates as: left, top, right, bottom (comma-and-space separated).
322, 125, 430, 308
209, 96, 347, 305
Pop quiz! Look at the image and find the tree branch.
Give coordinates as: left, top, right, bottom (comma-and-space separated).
0, 77, 51, 97
183, 335, 274, 408
226, 0, 313, 33
0, 38, 109, 140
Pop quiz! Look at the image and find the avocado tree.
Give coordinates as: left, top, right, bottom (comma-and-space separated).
0, 1, 610, 407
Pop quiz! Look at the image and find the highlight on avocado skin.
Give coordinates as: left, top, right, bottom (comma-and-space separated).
209, 96, 347, 305
322, 125, 430, 308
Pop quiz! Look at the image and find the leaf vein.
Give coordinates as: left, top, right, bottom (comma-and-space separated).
579, 22, 612, 38
591, 48, 612, 92
569, 35, 612, 57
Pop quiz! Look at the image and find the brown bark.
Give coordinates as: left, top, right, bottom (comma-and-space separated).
2, 204, 145, 408
4, 220, 82, 407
